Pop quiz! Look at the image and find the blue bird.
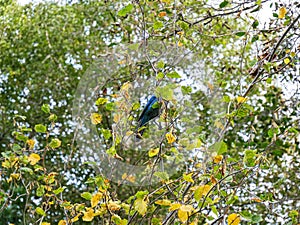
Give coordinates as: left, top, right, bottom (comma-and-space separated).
136, 95, 160, 138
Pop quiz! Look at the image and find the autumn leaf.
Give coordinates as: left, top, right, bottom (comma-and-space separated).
213, 155, 223, 163
155, 199, 171, 206
91, 192, 103, 208
178, 205, 194, 223
278, 7, 287, 19
166, 133, 176, 144
121, 173, 136, 183
82, 208, 94, 222
91, 113, 102, 125
28, 153, 40, 165
228, 213, 241, 225
183, 173, 194, 183
194, 185, 211, 201
108, 201, 121, 211
237, 96, 247, 103
134, 198, 148, 216
169, 203, 181, 211
26, 139, 35, 149
158, 11, 167, 17
58, 220, 67, 225
284, 58, 290, 64
148, 148, 159, 157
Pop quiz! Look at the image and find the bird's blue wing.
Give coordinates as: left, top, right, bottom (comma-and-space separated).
137, 95, 157, 123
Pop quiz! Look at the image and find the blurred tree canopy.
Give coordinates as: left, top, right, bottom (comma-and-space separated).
0, 0, 300, 224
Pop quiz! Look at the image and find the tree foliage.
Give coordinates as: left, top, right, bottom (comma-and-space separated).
0, 0, 300, 224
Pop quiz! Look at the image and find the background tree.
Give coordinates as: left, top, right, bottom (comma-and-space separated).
0, 0, 299, 224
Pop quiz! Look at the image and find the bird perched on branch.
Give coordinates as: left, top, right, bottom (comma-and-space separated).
136, 95, 160, 138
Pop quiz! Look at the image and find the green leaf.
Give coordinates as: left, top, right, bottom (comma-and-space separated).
251, 215, 262, 223
240, 210, 253, 220
154, 171, 169, 181
209, 141, 227, 154
268, 128, 279, 138
156, 60, 165, 69
223, 95, 230, 103
135, 191, 148, 199
41, 104, 50, 114
166, 71, 181, 78
105, 102, 115, 111
252, 20, 259, 28
81, 192, 92, 200
156, 72, 164, 80
36, 185, 45, 197
53, 186, 66, 195
181, 86, 192, 95
48, 113, 57, 122
101, 128, 112, 140
34, 124, 47, 133
118, 4, 133, 17
156, 84, 175, 101
20, 167, 33, 174
251, 35, 259, 42
49, 138, 61, 149
12, 144, 22, 152
236, 32, 246, 37
35, 207, 46, 216
243, 149, 257, 167
153, 21, 164, 30
219, 1, 229, 8
132, 102, 140, 111
16, 133, 28, 142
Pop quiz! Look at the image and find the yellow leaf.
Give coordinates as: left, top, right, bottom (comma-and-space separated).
158, 11, 167, 17
108, 201, 121, 211
214, 120, 224, 129
177, 205, 194, 223
134, 198, 148, 216
41, 222, 51, 225
121, 82, 132, 91
28, 153, 40, 165
194, 185, 211, 201
178, 209, 188, 223
278, 7, 287, 19
148, 148, 159, 157
113, 113, 121, 123
126, 131, 134, 136
82, 208, 94, 222
166, 133, 176, 144
178, 41, 183, 47
10, 173, 20, 180
228, 213, 241, 225
169, 203, 181, 211
121, 173, 136, 183
183, 173, 194, 183
213, 155, 223, 163
284, 58, 290, 64
236, 96, 247, 103
58, 220, 67, 225
291, 52, 296, 57
26, 139, 36, 149
155, 199, 171, 206
71, 213, 81, 222
90, 113, 102, 125
91, 192, 103, 208
95, 97, 108, 105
